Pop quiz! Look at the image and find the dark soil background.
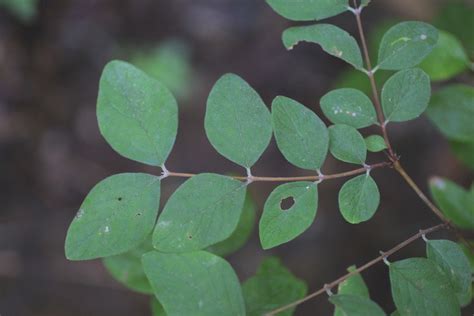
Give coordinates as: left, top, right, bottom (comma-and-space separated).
0, 0, 472, 315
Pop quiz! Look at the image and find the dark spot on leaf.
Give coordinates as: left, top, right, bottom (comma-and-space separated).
280, 196, 295, 211
117, 197, 122, 201
187, 235, 193, 239
136, 212, 142, 216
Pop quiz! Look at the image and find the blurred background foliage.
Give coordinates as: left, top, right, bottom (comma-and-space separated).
0, 0, 472, 315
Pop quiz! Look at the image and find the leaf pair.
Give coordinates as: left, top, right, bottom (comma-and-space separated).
390, 239, 471, 315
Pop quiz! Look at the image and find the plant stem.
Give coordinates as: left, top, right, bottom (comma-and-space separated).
165, 161, 391, 183
352, 2, 395, 160
265, 223, 448, 315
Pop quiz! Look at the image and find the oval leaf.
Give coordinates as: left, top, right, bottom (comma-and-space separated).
427, 84, 474, 142
381, 68, 431, 122
97, 60, 178, 166
389, 258, 460, 316
283, 24, 364, 69
153, 173, 247, 252
243, 257, 307, 316
102, 237, 154, 294
321, 88, 377, 128
142, 251, 245, 316
150, 297, 166, 316
272, 96, 329, 170
426, 239, 472, 306
65, 173, 160, 260
266, 0, 348, 21
205, 73, 272, 168
377, 21, 438, 70
259, 182, 318, 249
207, 191, 257, 257
429, 177, 474, 230
419, 31, 470, 81
329, 295, 385, 316
335, 266, 370, 316
365, 135, 387, 152
338, 174, 380, 224
328, 124, 367, 164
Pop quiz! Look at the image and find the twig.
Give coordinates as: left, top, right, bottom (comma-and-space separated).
351, 1, 395, 160
165, 161, 391, 183
265, 223, 448, 315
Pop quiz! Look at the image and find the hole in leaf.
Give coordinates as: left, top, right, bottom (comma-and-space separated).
280, 196, 295, 211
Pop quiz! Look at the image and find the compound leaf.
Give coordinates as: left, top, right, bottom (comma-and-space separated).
419, 31, 470, 81
97, 60, 178, 166
260, 182, 318, 249
365, 135, 387, 152
102, 236, 154, 294
389, 258, 460, 316
153, 173, 247, 252
266, 0, 348, 21
272, 96, 328, 170
65, 173, 160, 260
207, 192, 257, 257
205, 73, 272, 168
321, 88, 377, 129
381, 68, 431, 122
283, 24, 364, 69
328, 124, 367, 164
338, 174, 380, 224
429, 177, 474, 230
377, 21, 438, 70
427, 84, 474, 142
426, 239, 472, 306
142, 251, 245, 316
243, 257, 307, 316
329, 295, 385, 316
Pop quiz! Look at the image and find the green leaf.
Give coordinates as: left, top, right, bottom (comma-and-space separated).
150, 297, 166, 316
65, 173, 160, 260
377, 21, 438, 70
153, 173, 247, 252
272, 96, 329, 170
266, 0, 348, 21
97, 60, 178, 166
142, 251, 245, 316
427, 84, 474, 142
381, 68, 431, 122
429, 177, 474, 230
419, 31, 470, 81
320, 88, 377, 129
329, 295, 385, 316
205, 74, 272, 168
131, 40, 192, 99
434, 2, 474, 58
458, 241, 474, 273
0, 0, 38, 22
207, 191, 256, 257
282, 24, 364, 69
242, 257, 307, 316
334, 266, 370, 316
328, 124, 367, 164
390, 258, 460, 316
365, 135, 387, 152
450, 140, 474, 171
338, 174, 380, 224
102, 237, 153, 294
426, 239, 472, 306
259, 182, 318, 249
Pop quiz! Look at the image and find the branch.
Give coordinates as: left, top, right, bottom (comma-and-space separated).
351, 2, 395, 160
265, 223, 448, 315
164, 161, 391, 183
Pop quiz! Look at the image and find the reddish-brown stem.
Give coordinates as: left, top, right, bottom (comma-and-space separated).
165, 161, 391, 183
265, 223, 448, 315
352, 2, 395, 160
